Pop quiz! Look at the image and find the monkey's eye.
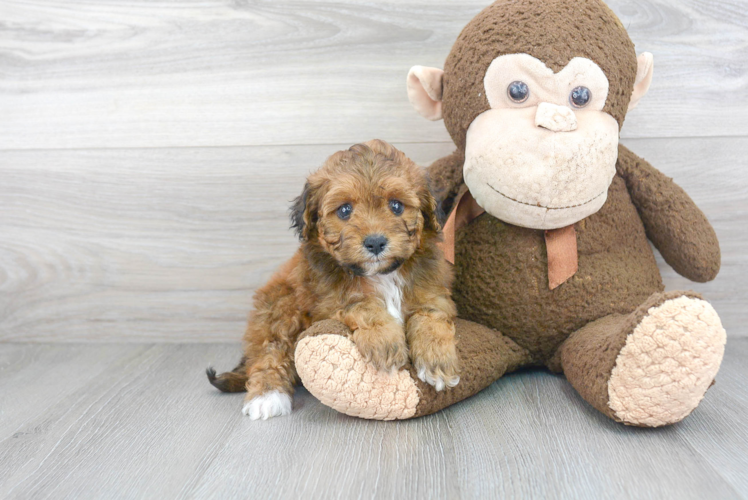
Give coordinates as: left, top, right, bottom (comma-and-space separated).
507, 81, 530, 103
389, 200, 405, 216
570, 86, 592, 108
336, 203, 353, 220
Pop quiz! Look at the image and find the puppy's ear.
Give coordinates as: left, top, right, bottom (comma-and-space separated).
419, 183, 441, 233
289, 182, 316, 241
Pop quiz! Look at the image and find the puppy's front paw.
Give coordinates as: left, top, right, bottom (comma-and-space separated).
409, 320, 460, 391
353, 324, 409, 372
242, 390, 293, 420
415, 362, 460, 392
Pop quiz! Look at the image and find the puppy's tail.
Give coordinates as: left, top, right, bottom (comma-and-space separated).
206, 356, 248, 393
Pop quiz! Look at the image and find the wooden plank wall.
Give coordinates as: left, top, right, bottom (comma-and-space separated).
1, 0, 746, 341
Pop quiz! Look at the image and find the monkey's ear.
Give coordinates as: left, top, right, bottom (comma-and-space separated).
628, 53, 654, 112
289, 182, 315, 241
407, 66, 444, 121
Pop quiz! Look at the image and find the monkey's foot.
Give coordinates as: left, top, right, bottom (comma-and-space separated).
295, 329, 419, 420
295, 319, 532, 420
608, 295, 726, 427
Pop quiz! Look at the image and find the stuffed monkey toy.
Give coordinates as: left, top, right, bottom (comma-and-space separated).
293, 0, 726, 426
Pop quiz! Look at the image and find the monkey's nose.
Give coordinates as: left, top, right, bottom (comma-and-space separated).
363, 234, 388, 256
535, 102, 578, 132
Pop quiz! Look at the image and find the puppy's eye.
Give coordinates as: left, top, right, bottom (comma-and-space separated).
389, 200, 404, 216
570, 86, 592, 108
336, 203, 353, 220
507, 81, 529, 103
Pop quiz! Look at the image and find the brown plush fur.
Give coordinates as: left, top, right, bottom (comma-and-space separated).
616, 146, 720, 282
453, 169, 664, 362
416, 0, 722, 421
208, 140, 458, 406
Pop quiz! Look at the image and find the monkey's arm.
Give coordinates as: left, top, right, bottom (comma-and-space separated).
616, 144, 720, 282
426, 150, 465, 217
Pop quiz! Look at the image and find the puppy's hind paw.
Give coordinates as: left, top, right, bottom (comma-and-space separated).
242, 391, 293, 420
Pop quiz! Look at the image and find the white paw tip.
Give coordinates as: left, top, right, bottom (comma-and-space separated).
242, 391, 292, 420
416, 366, 459, 391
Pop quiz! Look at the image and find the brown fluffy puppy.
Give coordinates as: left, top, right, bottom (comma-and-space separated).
207, 140, 458, 420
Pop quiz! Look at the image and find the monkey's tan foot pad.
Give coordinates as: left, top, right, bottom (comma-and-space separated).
608, 296, 726, 427
295, 333, 419, 420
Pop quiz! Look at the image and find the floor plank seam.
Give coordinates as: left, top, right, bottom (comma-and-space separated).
1, 134, 746, 154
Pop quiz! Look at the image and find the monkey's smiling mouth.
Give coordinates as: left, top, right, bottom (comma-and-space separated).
487, 184, 606, 210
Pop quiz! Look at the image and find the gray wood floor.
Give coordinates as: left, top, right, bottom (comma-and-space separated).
1, 338, 747, 499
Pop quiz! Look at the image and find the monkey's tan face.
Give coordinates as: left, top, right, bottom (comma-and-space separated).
463, 54, 619, 229
408, 49, 654, 229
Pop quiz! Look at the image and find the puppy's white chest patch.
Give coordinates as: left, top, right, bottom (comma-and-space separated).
369, 272, 405, 324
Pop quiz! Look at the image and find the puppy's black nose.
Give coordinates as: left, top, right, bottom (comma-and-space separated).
364, 234, 388, 256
